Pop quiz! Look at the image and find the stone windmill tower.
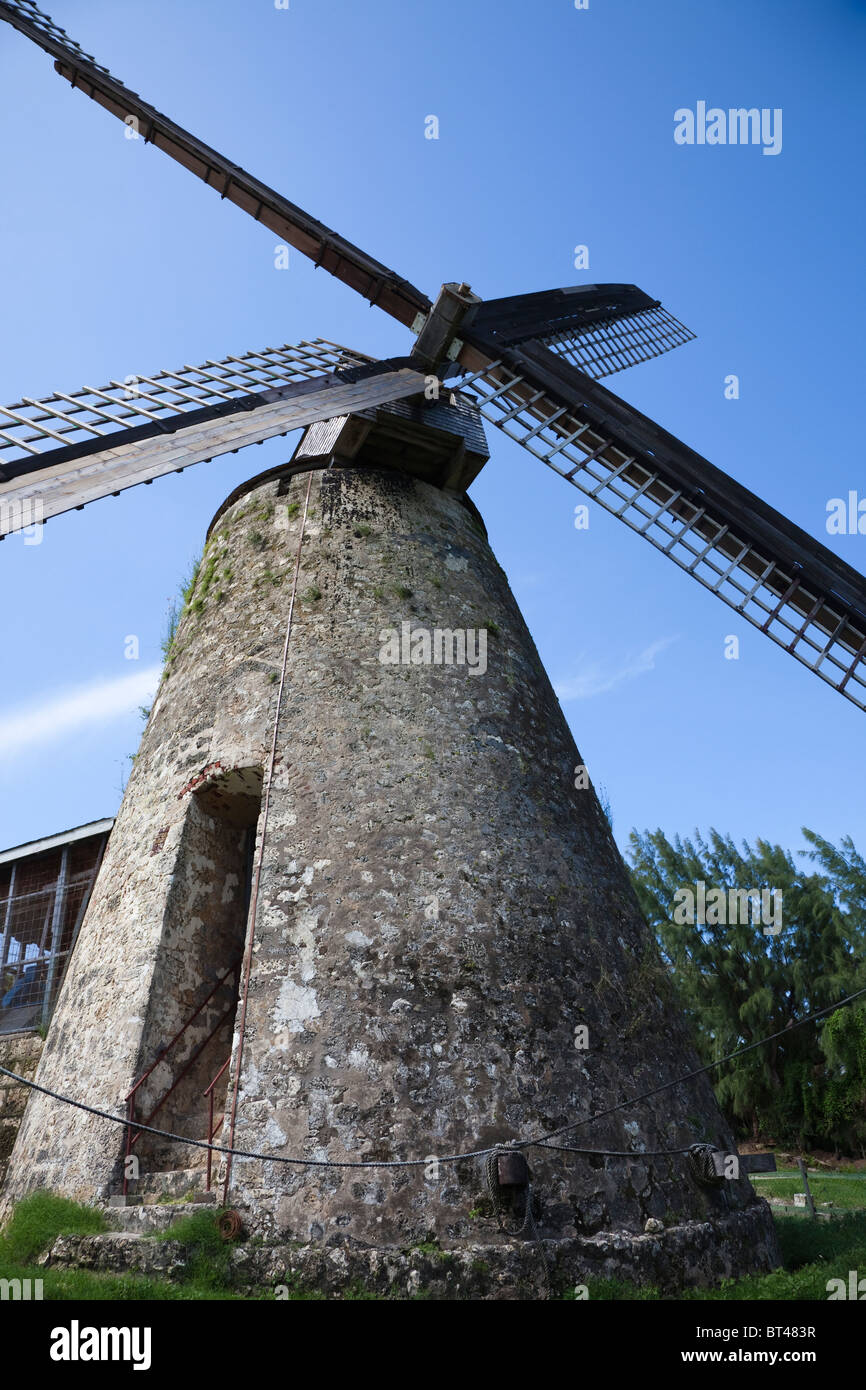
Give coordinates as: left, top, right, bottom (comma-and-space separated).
4, 0, 862, 1292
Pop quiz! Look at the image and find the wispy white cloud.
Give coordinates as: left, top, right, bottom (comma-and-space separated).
0, 667, 161, 759
554, 638, 677, 701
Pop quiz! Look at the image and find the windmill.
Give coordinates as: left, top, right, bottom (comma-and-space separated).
1, 2, 864, 711
0, 0, 840, 1294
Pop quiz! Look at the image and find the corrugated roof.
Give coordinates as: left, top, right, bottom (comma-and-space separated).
0, 818, 114, 866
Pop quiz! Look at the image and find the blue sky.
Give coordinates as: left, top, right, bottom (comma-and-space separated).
0, 0, 863, 863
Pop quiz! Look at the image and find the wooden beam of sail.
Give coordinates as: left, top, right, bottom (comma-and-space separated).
456, 335, 866, 713
0, 350, 427, 535
0, 1, 431, 330
467, 284, 696, 382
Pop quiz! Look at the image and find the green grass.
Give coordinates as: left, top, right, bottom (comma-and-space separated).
0, 1195, 377, 1301
0, 1193, 253, 1301
155, 1209, 233, 1290
160, 552, 209, 665
0, 1265, 248, 1301
753, 1173, 866, 1210
762, 1165, 860, 1177
0, 1192, 108, 1265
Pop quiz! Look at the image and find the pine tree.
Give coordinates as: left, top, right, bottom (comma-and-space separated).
803, 830, 866, 1155
627, 827, 866, 1150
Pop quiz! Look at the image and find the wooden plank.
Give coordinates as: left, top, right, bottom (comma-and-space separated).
0, 367, 427, 535
0, 5, 432, 326
511, 339, 866, 628
459, 333, 866, 656
469, 284, 660, 346
0, 1, 431, 330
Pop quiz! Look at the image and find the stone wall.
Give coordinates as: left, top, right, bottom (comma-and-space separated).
0, 1033, 43, 1193
1, 459, 779, 1286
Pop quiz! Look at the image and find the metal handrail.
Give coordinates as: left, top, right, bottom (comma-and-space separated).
203, 1056, 232, 1192
123, 956, 241, 1194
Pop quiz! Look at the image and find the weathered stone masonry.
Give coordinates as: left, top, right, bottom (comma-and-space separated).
0, 1034, 43, 1190
2, 457, 779, 1284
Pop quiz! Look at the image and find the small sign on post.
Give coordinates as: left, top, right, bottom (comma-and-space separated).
797, 1158, 817, 1219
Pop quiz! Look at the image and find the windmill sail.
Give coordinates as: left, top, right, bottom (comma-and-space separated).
456, 334, 866, 712
2, 3, 863, 714
467, 284, 696, 381
0, 1, 430, 328
0, 342, 427, 535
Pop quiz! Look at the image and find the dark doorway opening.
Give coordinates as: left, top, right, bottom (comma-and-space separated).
130, 768, 262, 1177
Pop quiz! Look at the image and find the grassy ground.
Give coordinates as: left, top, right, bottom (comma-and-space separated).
0, 1194, 250, 1300
2, 1189, 865, 1300
0, 1193, 377, 1300
752, 1170, 866, 1211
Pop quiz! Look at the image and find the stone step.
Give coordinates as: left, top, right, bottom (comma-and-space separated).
136, 1166, 207, 1195
110, 1166, 218, 1207
108, 1188, 217, 1209
100, 1203, 194, 1233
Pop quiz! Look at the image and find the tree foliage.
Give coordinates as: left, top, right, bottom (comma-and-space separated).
627, 827, 866, 1153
